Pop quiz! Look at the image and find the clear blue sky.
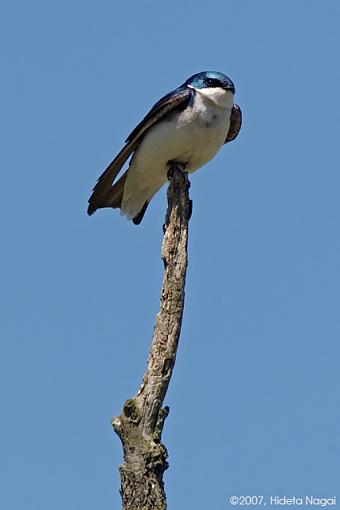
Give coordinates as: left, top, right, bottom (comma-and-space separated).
1, 1, 339, 509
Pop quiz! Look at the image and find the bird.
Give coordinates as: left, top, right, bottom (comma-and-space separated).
87, 71, 242, 224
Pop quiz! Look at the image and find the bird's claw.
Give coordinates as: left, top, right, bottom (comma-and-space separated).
167, 161, 186, 181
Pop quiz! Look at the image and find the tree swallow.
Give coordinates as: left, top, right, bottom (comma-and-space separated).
88, 71, 242, 224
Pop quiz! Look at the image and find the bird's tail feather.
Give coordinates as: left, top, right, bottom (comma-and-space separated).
101, 170, 127, 209
132, 201, 149, 225
88, 168, 148, 224
87, 142, 136, 215
87, 170, 127, 216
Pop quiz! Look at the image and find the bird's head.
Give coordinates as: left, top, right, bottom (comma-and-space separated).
183, 71, 235, 95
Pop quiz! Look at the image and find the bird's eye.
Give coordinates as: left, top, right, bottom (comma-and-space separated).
206, 78, 221, 87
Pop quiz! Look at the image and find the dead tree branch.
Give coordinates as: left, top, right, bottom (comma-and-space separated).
112, 164, 191, 510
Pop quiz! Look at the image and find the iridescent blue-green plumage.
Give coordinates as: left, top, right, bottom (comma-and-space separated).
183, 71, 235, 94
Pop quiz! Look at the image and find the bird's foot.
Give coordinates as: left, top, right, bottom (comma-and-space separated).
167, 160, 186, 181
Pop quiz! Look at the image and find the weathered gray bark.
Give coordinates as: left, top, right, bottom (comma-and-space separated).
112, 164, 191, 510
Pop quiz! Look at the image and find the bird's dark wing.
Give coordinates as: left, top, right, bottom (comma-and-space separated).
125, 86, 192, 143
87, 87, 192, 216
225, 104, 242, 143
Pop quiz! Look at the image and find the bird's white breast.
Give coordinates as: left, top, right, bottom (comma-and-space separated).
176, 86, 234, 170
